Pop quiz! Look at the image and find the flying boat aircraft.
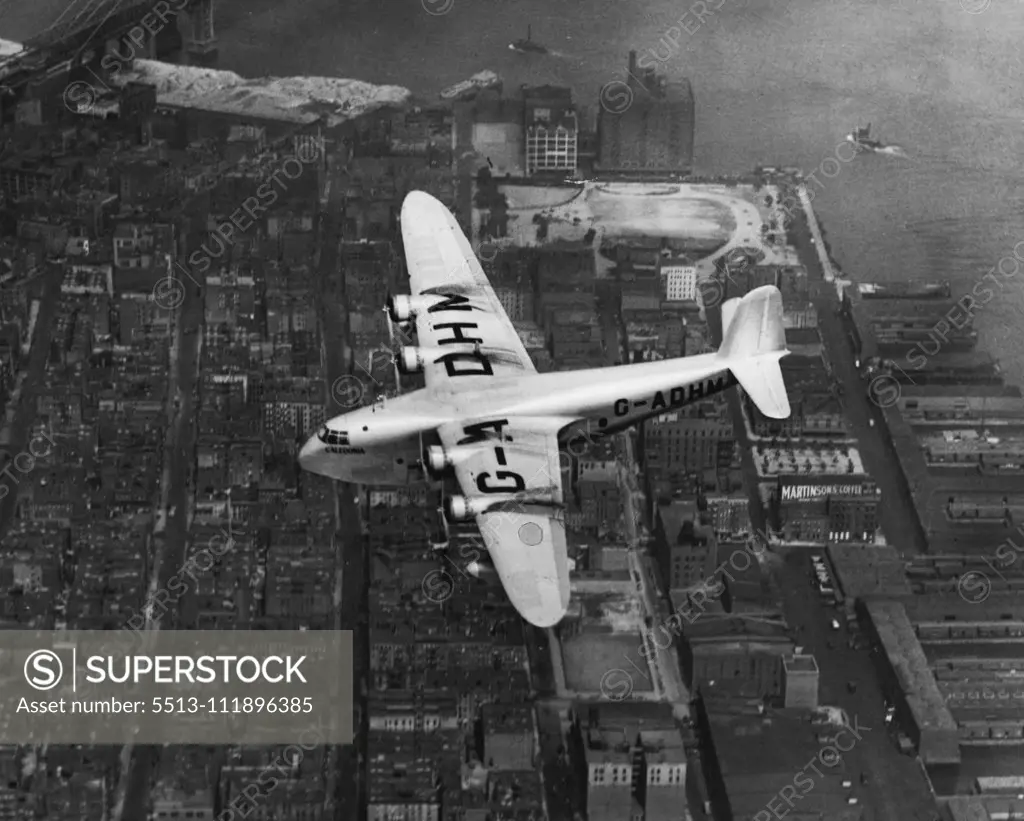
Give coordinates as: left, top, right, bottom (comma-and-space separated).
299, 191, 792, 628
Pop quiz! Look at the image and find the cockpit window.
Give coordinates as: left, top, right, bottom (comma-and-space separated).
317, 427, 349, 446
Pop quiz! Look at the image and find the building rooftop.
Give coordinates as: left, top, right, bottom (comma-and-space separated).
704, 700, 861, 821
862, 600, 959, 743
828, 544, 913, 600
596, 52, 693, 174
481, 703, 534, 735
578, 701, 679, 754
685, 615, 791, 644
881, 395, 1024, 554
753, 445, 864, 478
783, 654, 818, 674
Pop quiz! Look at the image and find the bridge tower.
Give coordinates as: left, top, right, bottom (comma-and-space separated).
183, 0, 218, 64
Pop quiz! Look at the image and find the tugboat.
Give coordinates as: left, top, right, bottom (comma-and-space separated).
509, 25, 547, 54
845, 123, 887, 153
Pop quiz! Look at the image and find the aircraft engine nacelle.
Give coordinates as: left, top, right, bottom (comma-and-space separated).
398, 347, 426, 375
443, 493, 560, 522
388, 294, 451, 323
443, 495, 475, 522
387, 295, 416, 323
443, 495, 507, 522
425, 445, 453, 477
466, 557, 499, 583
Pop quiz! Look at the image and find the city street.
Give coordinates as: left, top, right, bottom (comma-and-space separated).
603, 284, 691, 714
535, 699, 584, 821
775, 551, 938, 821
115, 260, 205, 821
789, 207, 928, 556
316, 187, 363, 819
0, 264, 63, 538
809, 278, 928, 556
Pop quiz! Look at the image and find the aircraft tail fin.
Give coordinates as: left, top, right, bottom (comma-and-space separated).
717, 285, 791, 419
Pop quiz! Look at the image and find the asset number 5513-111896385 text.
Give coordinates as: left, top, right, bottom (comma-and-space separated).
151, 696, 314, 714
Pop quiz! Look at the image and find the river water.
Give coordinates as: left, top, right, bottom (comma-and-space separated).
7, 0, 1024, 381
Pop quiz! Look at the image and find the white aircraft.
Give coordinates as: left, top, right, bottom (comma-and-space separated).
299, 191, 792, 628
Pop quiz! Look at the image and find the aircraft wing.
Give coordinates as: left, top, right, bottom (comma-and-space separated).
400, 191, 536, 388
437, 417, 570, 628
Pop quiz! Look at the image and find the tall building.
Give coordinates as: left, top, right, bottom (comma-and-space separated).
653, 500, 715, 593
643, 741, 688, 821
456, 95, 525, 177
782, 653, 820, 709
662, 262, 697, 302
575, 703, 688, 821
597, 51, 694, 175
0, 156, 66, 199
577, 461, 620, 535
494, 285, 531, 322
769, 477, 880, 543
644, 405, 735, 486
523, 86, 578, 176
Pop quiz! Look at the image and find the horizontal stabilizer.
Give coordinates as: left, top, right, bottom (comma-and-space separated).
718, 285, 791, 419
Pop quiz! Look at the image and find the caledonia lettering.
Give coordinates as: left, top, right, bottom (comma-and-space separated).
781, 484, 864, 501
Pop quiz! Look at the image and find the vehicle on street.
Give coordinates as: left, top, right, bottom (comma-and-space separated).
830, 618, 841, 631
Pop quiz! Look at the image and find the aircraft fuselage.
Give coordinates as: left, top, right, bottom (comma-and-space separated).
299, 353, 740, 486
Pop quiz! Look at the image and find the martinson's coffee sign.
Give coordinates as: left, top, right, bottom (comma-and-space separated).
780, 483, 870, 502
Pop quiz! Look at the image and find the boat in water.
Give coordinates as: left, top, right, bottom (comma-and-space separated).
439, 70, 502, 101
845, 123, 895, 154
509, 25, 547, 54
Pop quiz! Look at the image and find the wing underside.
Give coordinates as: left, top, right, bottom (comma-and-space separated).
438, 418, 570, 627
400, 191, 536, 387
